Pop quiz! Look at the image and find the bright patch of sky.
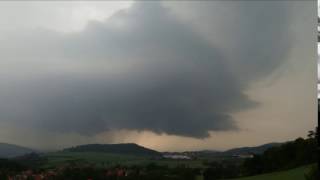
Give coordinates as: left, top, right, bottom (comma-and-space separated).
0, 1, 133, 33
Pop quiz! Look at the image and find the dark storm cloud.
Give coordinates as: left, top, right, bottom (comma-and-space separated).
0, 1, 293, 138
166, 1, 293, 84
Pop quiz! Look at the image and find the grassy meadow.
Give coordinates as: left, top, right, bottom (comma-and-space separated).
231, 165, 312, 180
43, 151, 205, 169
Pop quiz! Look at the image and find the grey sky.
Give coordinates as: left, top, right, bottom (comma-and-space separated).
0, 1, 316, 151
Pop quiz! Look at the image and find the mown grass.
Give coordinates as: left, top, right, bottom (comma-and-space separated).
231, 165, 312, 180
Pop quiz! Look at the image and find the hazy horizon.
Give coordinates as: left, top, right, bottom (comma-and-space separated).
0, 1, 316, 152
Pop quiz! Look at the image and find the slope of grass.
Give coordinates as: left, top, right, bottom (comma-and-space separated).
232, 165, 312, 180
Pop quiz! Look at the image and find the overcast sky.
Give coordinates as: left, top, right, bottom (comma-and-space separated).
0, 1, 316, 151
318, 0, 320, 98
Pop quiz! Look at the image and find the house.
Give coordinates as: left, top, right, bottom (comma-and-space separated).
163, 154, 191, 160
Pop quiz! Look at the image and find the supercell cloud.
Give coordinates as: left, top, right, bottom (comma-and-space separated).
0, 2, 293, 138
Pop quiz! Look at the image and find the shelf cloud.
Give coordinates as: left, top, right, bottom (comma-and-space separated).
0, 1, 296, 138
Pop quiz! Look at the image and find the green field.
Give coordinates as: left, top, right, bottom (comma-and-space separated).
43, 151, 204, 168
231, 165, 312, 180
43, 152, 314, 180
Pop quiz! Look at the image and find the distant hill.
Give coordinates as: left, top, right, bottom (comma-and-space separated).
63, 143, 161, 157
177, 143, 283, 158
0, 143, 35, 158
222, 142, 283, 156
